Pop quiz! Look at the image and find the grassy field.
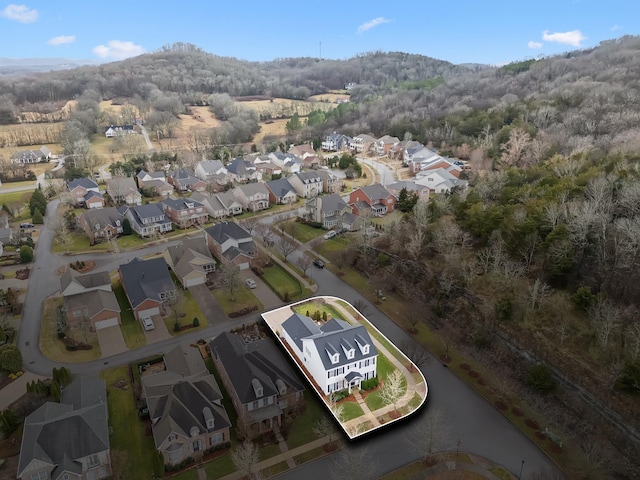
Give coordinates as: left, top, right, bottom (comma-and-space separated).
40, 297, 102, 362
0, 189, 32, 206
102, 366, 163, 479
240, 98, 336, 117
212, 286, 262, 317
253, 118, 288, 143
280, 220, 324, 243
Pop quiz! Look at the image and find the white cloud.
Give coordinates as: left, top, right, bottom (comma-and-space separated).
1, 4, 38, 23
528, 41, 543, 49
357, 17, 391, 34
92, 40, 145, 60
47, 35, 76, 46
542, 30, 586, 47
611, 24, 622, 31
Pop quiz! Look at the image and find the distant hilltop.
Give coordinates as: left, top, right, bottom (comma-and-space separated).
0, 57, 100, 76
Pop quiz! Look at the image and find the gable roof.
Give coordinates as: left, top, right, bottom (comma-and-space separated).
142, 344, 230, 449
60, 269, 111, 296
119, 257, 174, 308
161, 197, 205, 211
197, 160, 225, 174
64, 289, 120, 319
386, 180, 430, 194
210, 332, 303, 405
359, 183, 392, 200
68, 177, 98, 190
227, 158, 257, 176
235, 182, 269, 197
205, 222, 251, 245
318, 193, 348, 214
282, 313, 378, 370
83, 190, 103, 201
125, 203, 166, 224
166, 236, 215, 280
294, 171, 322, 184
18, 376, 109, 479
78, 207, 122, 229
266, 178, 295, 198
107, 177, 138, 195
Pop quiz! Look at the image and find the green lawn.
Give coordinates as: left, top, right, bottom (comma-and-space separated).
0, 189, 32, 206
39, 297, 102, 362
260, 461, 289, 478
292, 301, 343, 323
258, 444, 280, 461
212, 285, 262, 316
285, 392, 327, 449
52, 232, 110, 253
112, 281, 147, 348
341, 401, 365, 421
202, 453, 235, 479
162, 288, 208, 336
364, 354, 405, 411
102, 366, 164, 479
281, 220, 324, 243
292, 446, 328, 466
117, 234, 149, 249
262, 263, 309, 301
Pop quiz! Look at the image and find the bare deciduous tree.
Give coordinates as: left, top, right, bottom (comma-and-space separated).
296, 254, 313, 276
220, 262, 241, 302
331, 447, 377, 480
313, 415, 339, 447
406, 407, 451, 463
400, 340, 432, 371
243, 216, 261, 235
589, 298, 621, 348
378, 369, 405, 412
274, 235, 297, 261
231, 440, 262, 480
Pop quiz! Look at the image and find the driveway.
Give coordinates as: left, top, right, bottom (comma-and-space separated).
142, 315, 172, 343
240, 270, 281, 310
188, 284, 227, 324
97, 325, 128, 358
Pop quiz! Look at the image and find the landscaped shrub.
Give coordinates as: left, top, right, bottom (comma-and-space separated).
330, 389, 349, 402
526, 364, 557, 394
360, 377, 379, 390
192, 317, 200, 327
0, 344, 23, 373
174, 322, 181, 332
19, 245, 33, 263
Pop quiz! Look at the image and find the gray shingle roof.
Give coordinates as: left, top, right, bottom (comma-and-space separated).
64, 289, 120, 319
17, 376, 109, 479
60, 269, 111, 295
294, 171, 322, 184
210, 332, 303, 405
119, 257, 174, 308
68, 177, 98, 190
78, 207, 122, 229
282, 313, 378, 370
161, 197, 205, 211
319, 194, 348, 214
266, 178, 295, 198
360, 183, 392, 201
205, 222, 251, 244
197, 160, 225, 174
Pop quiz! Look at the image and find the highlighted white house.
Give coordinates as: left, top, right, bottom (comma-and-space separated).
281, 312, 378, 395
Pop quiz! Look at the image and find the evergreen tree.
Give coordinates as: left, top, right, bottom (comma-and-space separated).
32, 208, 43, 224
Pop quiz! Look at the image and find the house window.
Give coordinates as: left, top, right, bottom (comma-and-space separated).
210, 432, 223, 445
169, 433, 177, 441
88, 454, 100, 468
30, 472, 48, 480
192, 440, 200, 452
253, 400, 259, 410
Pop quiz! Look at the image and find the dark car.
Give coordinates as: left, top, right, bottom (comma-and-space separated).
313, 259, 325, 268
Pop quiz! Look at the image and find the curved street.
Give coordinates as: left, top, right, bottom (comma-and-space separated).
15, 197, 562, 479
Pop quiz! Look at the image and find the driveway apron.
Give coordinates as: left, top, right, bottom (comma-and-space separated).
97, 325, 128, 358
188, 284, 227, 324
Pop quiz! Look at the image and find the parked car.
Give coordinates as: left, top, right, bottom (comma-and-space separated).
20, 223, 34, 229
313, 259, 325, 268
141, 316, 155, 331
323, 230, 337, 240
245, 278, 257, 289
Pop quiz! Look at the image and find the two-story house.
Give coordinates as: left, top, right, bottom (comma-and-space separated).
165, 235, 216, 287
68, 178, 101, 207
78, 207, 124, 244
288, 171, 322, 198
210, 331, 304, 439
18, 376, 112, 480
316, 169, 342, 194
322, 132, 351, 152
386, 180, 431, 202
375, 135, 400, 156
281, 313, 378, 395
195, 160, 227, 182
349, 184, 396, 217
233, 183, 270, 212
265, 178, 297, 205
167, 167, 207, 193
106, 177, 142, 205
205, 222, 256, 270
142, 344, 231, 467
350, 134, 377, 154
190, 191, 243, 219
226, 158, 260, 183
104, 125, 134, 137
415, 168, 469, 194
160, 197, 209, 229
119, 257, 177, 320
137, 170, 174, 197
305, 194, 352, 230
287, 143, 315, 159
121, 204, 172, 237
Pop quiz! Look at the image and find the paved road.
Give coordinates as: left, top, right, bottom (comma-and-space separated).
359, 157, 396, 185
15, 194, 561, 478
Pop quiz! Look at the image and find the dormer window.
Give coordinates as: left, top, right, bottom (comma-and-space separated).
252, 378, 263, 398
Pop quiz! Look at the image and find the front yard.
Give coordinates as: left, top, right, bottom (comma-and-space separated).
112, 280, 146, 348
212, 285, 262, 317
261, 262, 311, 301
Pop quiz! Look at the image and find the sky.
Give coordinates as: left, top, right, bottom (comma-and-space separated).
0, 0, 638, 66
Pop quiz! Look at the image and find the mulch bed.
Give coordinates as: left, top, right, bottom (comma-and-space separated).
460, 363, 471, 370
322, 442, 339, 453
549, 442, 563, 454
468, 370, 480, 378
70, 260, 96, 273
525, 419, 540, 430
388, 409, 401, 419
512, 407, 524, 417
15, 268, 29, 280
494, 401, 508, 411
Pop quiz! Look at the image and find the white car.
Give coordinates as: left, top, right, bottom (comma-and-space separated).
141, 316, 155, 331
323, 230, 337, 240
245, 278, 257, 289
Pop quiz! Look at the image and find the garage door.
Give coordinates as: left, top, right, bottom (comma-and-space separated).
138, 307, 160, 319
95, 317, 119, 330
184, 276, 204, 287
238, 262, 249, 271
